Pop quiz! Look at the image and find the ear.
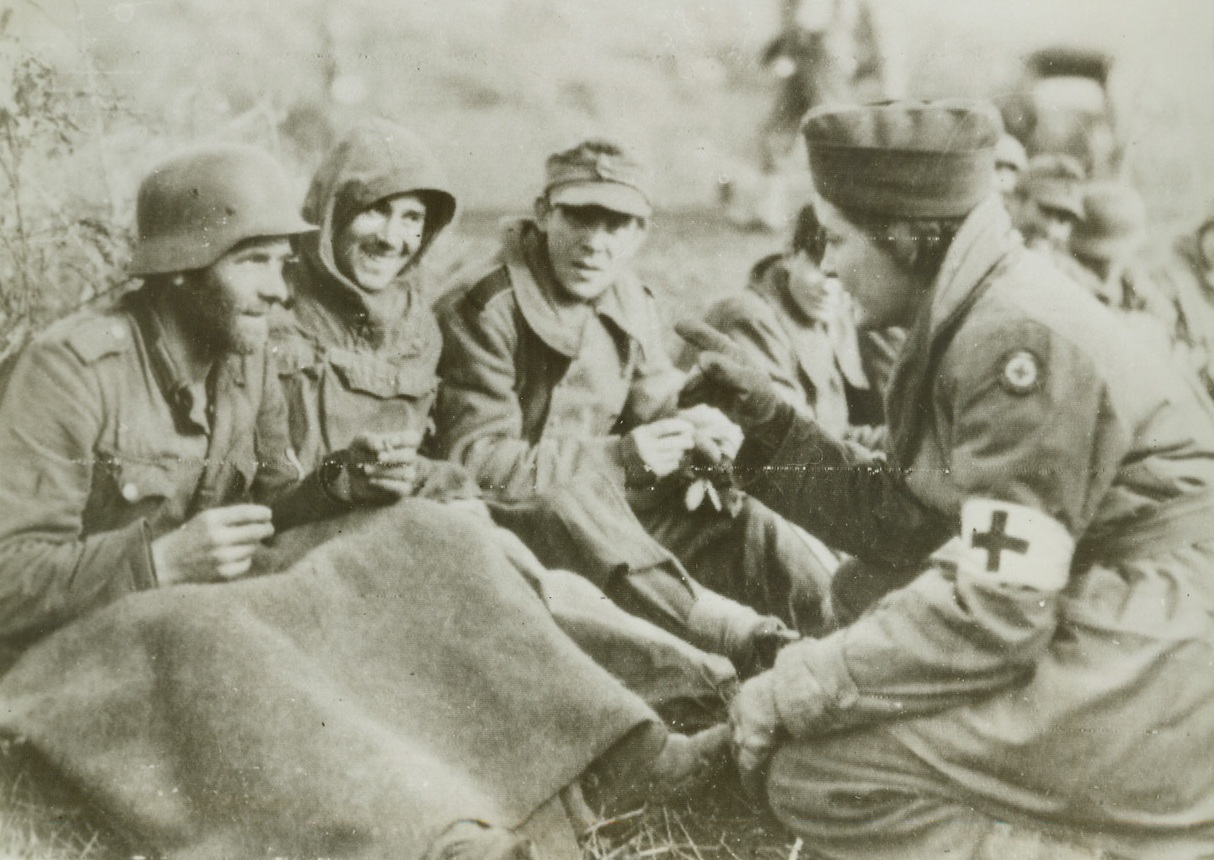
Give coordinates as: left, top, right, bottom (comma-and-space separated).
532, 196, 550, 230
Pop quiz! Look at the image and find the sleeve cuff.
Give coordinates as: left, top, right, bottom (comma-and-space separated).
770, 633, 859, 737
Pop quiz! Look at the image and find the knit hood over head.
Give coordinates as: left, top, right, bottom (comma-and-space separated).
296, 119, 456, 335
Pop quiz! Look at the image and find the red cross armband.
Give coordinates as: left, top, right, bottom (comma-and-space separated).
958, 499, 1075, 591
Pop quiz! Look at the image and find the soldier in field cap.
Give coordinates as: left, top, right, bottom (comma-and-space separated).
678, 99, 1214, 856
434, 137, 839, 677
1007, 152, 1086, 253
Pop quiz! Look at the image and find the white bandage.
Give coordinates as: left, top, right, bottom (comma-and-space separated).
959, 499, 1075, 592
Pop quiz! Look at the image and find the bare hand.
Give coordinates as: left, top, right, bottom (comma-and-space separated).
346, 430, 422, 501
626, 417, 696, 478
151, 504, 274, 585
678, 404, 744, 463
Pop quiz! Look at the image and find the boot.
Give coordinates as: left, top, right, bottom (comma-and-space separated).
581, 722, 730, 815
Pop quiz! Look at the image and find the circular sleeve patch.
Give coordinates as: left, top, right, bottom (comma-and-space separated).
998, 349, 1042, 395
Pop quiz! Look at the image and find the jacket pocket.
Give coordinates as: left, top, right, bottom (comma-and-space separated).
327, 347, 438, 400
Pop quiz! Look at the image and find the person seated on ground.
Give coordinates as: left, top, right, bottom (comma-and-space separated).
1006, 152, 1085, 255
432, 137, 836, 657
1061, 181, 1178, 352
272, 117, 735, 725
681, 201, 900, 449
0, 144, 730, 859
0, 143, 374, 649
679, 98, 1214, 859
1154, 200, 1214, 400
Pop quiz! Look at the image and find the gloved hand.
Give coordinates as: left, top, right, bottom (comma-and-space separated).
687, 591, 801, 677
730, 671, 784, 805
675, 320, 785, 432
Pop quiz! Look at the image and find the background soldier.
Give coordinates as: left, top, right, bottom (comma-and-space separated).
1154, 202, 1214, 400
1006, 152, 1086, 254
1062, 182, 1177, 352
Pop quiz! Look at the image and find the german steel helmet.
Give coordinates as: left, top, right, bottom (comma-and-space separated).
129, 144, 314, 276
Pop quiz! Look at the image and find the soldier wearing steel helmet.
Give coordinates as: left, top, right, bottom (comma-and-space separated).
0, 144, 416, 646
680, 99, 1214, 856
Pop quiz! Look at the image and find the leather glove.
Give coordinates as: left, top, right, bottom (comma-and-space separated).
675, 320, 786, 432
730, 671, 784, 805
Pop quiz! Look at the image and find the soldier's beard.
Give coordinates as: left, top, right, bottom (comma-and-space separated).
177, 282, 263, 356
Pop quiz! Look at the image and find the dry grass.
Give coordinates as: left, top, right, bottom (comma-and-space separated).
0, 742, 121, 860
579, 786, 799, 860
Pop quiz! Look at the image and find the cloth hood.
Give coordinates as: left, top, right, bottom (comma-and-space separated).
298, 119, 456, 303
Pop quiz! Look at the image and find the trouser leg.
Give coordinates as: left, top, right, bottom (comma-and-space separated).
487, 472, 773, 669
767, 728, 1107, 860
490, 525, 735, 727
633, 490, 837, 636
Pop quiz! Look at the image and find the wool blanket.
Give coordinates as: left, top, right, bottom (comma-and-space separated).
0, 501, 657, 858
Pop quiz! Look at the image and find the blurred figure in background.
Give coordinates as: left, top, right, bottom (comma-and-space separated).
1154, 203, 1214, 400
1062, 182, 1177, 352
737, 0, 898, 232
1006, 153, 1085, 254
684, 203, 897, 447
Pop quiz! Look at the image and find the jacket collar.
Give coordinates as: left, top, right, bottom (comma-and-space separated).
884, 197, 1020, 465
131, 288, 247, 434
927, 196, 1022, 337
503, 219, 646, 357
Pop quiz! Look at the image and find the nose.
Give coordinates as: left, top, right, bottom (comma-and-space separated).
382, 213, 410, 248
820, 246, 838, 279
580, 224, 613, 254
259, 268, 290, 305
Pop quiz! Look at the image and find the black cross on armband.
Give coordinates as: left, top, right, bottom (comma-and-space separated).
971, 510, 1030, 572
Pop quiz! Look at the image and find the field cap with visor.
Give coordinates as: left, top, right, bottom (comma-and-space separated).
130, 143, 314, 277
543, 138, 653, 219
1070, 182, 1147, 262
1015, 154, 1086, 220
800, 99, 1002, 219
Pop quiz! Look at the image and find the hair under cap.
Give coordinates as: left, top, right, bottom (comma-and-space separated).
801, 99, 1001, 219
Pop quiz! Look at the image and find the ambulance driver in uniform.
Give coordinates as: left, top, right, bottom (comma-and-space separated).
680, 99, 1214, 858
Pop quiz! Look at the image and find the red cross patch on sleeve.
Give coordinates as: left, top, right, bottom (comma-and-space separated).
998, 349, 1042, 395
959, 499, 1074, 591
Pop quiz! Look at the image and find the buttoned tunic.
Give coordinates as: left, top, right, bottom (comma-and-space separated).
0, 288, 306, 645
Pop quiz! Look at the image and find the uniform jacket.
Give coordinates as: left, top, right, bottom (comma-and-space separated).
433, 220, 685, 499
743, 198, 1214, 847
691, 253, 893, 440
0, 287, 311, 644
274, 121, 452, 468
1154, 233, 1214, 396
